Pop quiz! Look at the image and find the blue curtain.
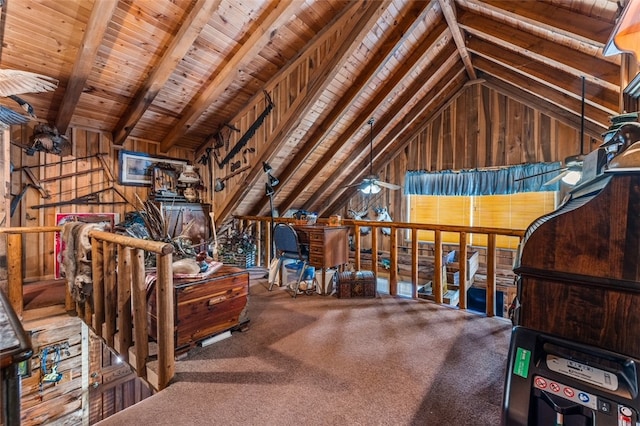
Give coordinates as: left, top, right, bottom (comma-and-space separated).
404, 163, 562, 196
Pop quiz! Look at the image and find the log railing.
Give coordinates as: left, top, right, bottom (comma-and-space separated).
235, 216, 525, 317
0, 226, 175, 391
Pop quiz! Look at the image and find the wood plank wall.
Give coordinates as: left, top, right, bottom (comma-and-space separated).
8, 127, 194, 282
376, 83, 601, 229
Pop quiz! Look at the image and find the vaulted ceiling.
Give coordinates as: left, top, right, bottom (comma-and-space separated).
0, 0, 633, 221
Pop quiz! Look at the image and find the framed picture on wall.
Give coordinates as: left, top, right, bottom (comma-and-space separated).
118, 149, 188, 186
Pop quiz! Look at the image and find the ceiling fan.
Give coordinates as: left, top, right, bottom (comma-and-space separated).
348, 118, 401, 194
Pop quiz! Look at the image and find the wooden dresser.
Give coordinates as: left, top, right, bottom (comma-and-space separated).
295, 225, 349, 293
148, 266, 249, 353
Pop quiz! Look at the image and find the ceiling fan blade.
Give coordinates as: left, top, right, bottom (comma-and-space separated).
375, 180, 401, 190
543, 169, 569, 186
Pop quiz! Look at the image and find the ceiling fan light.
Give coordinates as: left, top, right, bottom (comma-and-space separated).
360, 182, 381, 194
561, 170, 582, 185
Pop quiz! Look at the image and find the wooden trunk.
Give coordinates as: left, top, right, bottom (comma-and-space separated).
336, 271, 376, 298
148, 266, 249, 353
515, 173, 640, 359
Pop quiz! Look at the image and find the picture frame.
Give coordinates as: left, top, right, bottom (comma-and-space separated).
118, 149, 188, 186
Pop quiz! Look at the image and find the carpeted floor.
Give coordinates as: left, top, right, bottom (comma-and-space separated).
98, 277, 512, 426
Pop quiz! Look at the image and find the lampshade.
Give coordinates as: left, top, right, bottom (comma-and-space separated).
603, 0, 640, 60
360, 182, 381, 194
178, 164, 200, 184
267, 173, 279, 187
561, 170, 582, 185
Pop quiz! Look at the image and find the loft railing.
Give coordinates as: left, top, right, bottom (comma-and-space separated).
234, 216, 525, 317
0, 226, 175, 391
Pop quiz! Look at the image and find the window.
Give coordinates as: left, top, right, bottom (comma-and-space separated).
409, 192, 557, 249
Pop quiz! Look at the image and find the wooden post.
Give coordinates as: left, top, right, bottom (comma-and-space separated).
371, 226, 378, 278
91, 239, 104, 337
104, 241, 116, 346
389, 227, 398, 296
117, 245, 132, 361
131, 248, 148, 378
411, 228, 418, 299
486, 233, 497, 317
459, 232, 468, 310
155, 253, 175, 390
354, 226, 361, 270
434, 230, 443, 304
6, 233, 23, 317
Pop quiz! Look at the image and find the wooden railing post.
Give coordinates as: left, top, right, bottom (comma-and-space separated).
389, 227, 398, 296
6, 233, 23, 317
104, 241, 116, 346
459, 232, 468, 309
130, 248, 148, 379
486, 233, 497, 317
117, 245, 132, 360
354, 225, 361, 270
91, 238, 104, 337
433, 230, 444, 304
156, 252, 175, 390
371, 226, 378, 279
411, 228, 418, 299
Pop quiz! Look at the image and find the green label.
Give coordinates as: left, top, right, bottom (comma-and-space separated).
513, 347, 531, 379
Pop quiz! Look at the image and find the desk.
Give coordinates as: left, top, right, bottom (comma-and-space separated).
295, 225, 350, 294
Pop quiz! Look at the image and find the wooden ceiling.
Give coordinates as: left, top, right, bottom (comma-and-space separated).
0, 0, 632, 220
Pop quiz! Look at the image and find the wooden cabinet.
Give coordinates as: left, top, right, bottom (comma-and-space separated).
515, 174, 640, 359
148, 266, 249, 353
153, 202, 211, 248
295, 225, 349, 294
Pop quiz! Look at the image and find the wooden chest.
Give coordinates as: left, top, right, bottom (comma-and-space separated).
336, 271, 376, 298
148, 266, 249, 353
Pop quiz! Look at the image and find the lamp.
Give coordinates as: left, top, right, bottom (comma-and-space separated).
263, 161, 279, 258
360, 181, 381, 194
561, 170, 582, 186
178, 164, 200, 184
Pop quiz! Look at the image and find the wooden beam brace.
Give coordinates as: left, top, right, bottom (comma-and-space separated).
55, 0, 119, 135
438, 0, 476, 79
159, 0, 297, 152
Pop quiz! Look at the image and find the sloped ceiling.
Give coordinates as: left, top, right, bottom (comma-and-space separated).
0, 0, 630, 222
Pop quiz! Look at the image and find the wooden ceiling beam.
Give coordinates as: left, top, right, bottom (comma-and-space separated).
479, 72, 607, 139
159, 0, 297, 153
467, 36, 619, 113
112, 0, 221, 146
266, 7, 449, 216
55, 0, 119, 135
438, 0, 476, 79
474, 56, 612, 130
458, 10, 620, 87
465, 0, 616, 46
296, 41, 458, 214
215, 1, 388, 223
317, 67, 467, 215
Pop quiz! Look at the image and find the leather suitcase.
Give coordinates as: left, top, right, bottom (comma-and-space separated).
336, 271, 376, 298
